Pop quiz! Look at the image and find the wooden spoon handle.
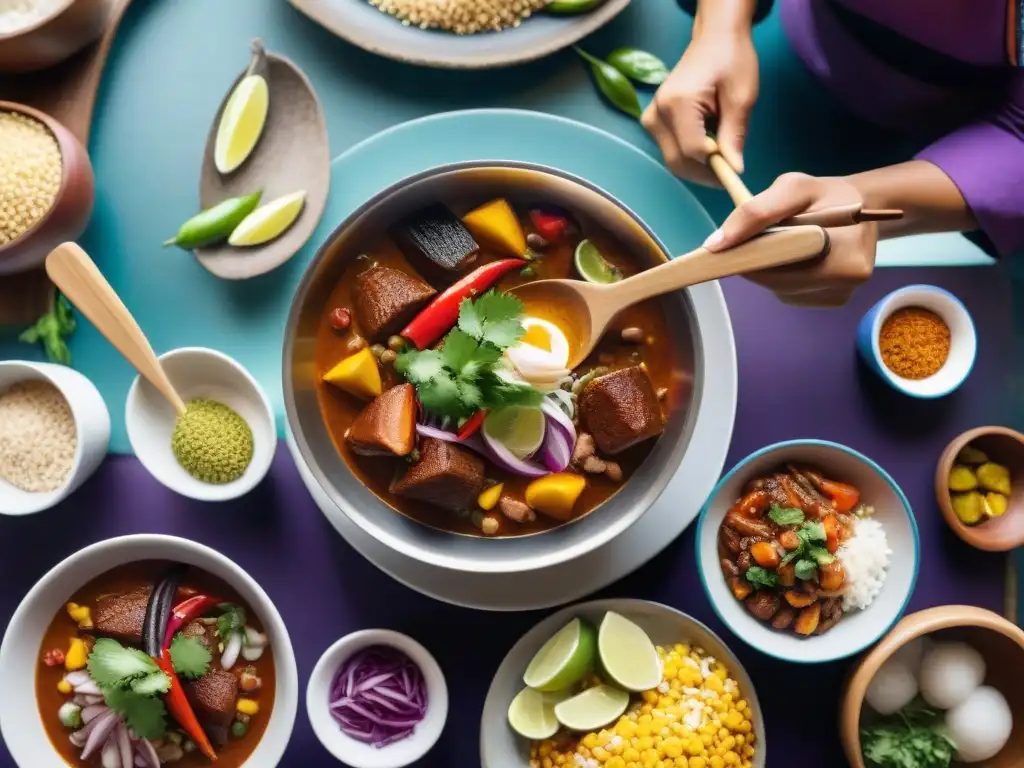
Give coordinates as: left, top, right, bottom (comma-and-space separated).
45, 242, 186, 415
610, 225, 828, 306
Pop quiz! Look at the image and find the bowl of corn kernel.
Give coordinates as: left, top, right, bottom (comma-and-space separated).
480, 598, 765, 768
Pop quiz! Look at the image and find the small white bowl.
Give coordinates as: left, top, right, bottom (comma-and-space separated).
307, 629, 448, 768
856, 284, 976, 398
0, 533, 299, 767
0, 360, 110, 516
696, 440, 919, 664
125, 347, 275, 502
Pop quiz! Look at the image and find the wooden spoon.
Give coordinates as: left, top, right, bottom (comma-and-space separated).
44, 242, 186, 415
512, 225, 828, 368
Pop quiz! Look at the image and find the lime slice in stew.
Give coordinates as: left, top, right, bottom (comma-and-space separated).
554, 685, 630, 731
523, 617, 597, 692
598, 611, 662, 692
483, 406, 546, 461
507, 687, 570, 739
574, 240, 623, 285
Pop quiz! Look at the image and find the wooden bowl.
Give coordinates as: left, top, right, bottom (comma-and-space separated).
0, 101, 94, 276
841, 605, 1024, 768
0, 0, 107, 73
936, 426, 1024, 551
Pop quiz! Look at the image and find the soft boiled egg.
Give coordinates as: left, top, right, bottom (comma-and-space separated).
507, 317, 571, 384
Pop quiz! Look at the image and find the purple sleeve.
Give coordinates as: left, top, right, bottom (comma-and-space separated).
916, 74, 1024, 257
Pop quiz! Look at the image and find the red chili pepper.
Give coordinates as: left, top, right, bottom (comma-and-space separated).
529, 208, 571, 242
155, 651, 217, 760
457, 410, 487, 441
163, 595, 221, 649
401, 259, 524, 350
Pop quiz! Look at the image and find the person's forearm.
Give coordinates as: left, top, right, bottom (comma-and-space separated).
845, 160, 977, 240
693, 0, 758, 37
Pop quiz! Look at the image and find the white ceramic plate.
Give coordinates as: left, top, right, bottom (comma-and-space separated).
479, 599, 766, 767
696, 440, 920, 664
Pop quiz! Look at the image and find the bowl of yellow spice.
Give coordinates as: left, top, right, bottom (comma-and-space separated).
856, 284, 976, 399
125, 346, 276, 502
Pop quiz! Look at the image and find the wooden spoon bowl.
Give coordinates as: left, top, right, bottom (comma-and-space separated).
935, 426, 1024, 551
841, 605, 1024, 768
0, 0, 107, 73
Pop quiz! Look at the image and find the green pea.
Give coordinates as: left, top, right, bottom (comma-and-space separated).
231, 720, 248, 738
163, 192, 262, 250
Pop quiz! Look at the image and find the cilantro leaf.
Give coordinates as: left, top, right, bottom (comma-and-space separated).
794, 559, 818, 581
216, 603, 247, 642
744, 566, 777, 589
395, 348, 444, 384
104, 687, 167, 741
418, 370, 474, 418
170, 633, 212, 679
456, 296, 484, 340
798, 520, 826, 545
768, 506, 804, 526
440, 329, 482, 374
779, 549, 801, 567
477, 370, 544, 410
88, 638, 160, 688
808, 546, 835, 566
457, 291, 525, 349
19, 294, 76, 365
456, 377, 483, 410
861, 699, 954, 768
130, 671, 171, 696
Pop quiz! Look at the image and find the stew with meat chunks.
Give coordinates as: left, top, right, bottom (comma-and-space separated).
315, 197, 685, 537
36, 562, 275, 767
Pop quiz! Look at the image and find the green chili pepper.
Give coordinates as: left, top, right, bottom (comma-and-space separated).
574, 47, 642, 119
19, 294, 75, 365
163, 192, 262, 250
607, 48, 670, 86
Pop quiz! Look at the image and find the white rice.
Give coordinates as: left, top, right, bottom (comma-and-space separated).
0, 0, 62, 34
838, 516, 892, 611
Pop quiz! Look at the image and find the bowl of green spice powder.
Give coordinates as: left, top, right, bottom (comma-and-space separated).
125, 346, 275, 501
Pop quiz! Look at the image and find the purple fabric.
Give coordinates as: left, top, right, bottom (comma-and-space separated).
781, 0, 1024, 256
0, 267, 1012, 767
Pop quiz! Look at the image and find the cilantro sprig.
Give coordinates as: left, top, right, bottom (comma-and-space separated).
861, 698, 954, 768
216, 603, 247, 642
87, 638, 170, 740
19, 293, 75, 365
744, 566, 777, 589
778, 519, 834, 578
396, 291, 542, 420
169, 633, 212, 679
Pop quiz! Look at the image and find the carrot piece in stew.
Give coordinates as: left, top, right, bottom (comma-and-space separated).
784, 591, 817, 608
733, 489, 770, 518
823, 514, 841, 553
794, 603, 822, 635
729, 577, 753, 601
750, 541, 780, 568
818, 479, 860, 513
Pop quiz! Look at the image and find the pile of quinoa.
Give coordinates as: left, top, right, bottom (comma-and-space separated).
368, 0, 550, 34
0, 380, 77, 493
0, 110, 63, 247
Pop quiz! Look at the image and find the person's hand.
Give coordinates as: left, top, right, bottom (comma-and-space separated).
642, 16, 758, 186
703, 173, 878, 307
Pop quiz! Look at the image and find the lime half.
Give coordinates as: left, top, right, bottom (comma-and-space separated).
598, 612, 662, 692
484, 406, 546, 461
214, 74, 269, 174
574, 240, 623, 284
523, 617, 596, 693
508, 687, 570, 740
228, 190, 307, 247
554, 685, 629, 731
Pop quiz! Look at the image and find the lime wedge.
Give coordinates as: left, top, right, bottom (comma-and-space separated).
228, 190, 306, 247
214, 74, 269, 175
523, 617, 596, 693
598, 611, 662, 692
508, 687, 570, 740
483, 406, 546, 461
548, 0, 606, 12
554, 685, 629, 731
574, 240, 623, 284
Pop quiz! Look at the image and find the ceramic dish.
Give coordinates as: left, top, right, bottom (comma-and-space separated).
840, 605, 1024, 768
0, 360, 110, 516
0, 0, 106, 73
287, 0, 630, 70
125, 347, 275, 502
696, 439, 919, 664
935, 426, 1024, 552
307, 629, 448, 767
0, 533, 299, 767
480, 598, 766, 767
856, 284, 976, 398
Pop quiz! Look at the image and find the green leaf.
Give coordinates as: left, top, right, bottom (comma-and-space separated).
170, 633, 212, 679
18, 294, 76, 366
418, 370, 471, 418
794, 559, 818, 581
808, 546, 835, 566
455, 377, 483, 410
458, 291, 526, 350
744, 566, 777, 589
88, 638, 160, 688
575, 47, 643, 119
456, 296, 485, 340
607, 47, 670, 86
440, 329, 482, 374
130, 671, 172, 696
103, 687, 167, 741
861, 701, 955, 768
477, 370, 544, 410
768, 506, 805, 526
798, 520, 827, 545
216, 603, 247, 642
779, 549, 801, 567
396, 349, 445, 384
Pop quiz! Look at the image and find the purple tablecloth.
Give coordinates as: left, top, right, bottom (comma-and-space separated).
0, 267, 1012, 768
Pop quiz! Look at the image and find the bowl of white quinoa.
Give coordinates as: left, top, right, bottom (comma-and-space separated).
0, 0, 106, 73
0, 360, 110, 515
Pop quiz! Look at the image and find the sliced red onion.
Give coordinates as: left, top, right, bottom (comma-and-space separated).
547, 389, 575, 418
540, 427, 572, 472
137, 740, 160, 768
541, 399, 576, 444
82, 704, 109, 724
74, 679, 102, 696
116, 721, 132, 768
480, 427, 548, 477
414, 423, 460, 442
73, 693, 105, 707
65, 670, 91, 687
134, 756, 146, 768
81, 711, 119, 759
221, 630, 242, 670
101, 737, 119, 768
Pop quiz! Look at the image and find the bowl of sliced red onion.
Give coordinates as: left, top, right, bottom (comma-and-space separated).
306, 629, 448, 767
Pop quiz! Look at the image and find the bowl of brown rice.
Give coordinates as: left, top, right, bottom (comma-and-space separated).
0, 360, 110, 515
0, 101, 94, 275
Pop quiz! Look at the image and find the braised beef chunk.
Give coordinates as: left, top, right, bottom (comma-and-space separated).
346, 383, 416, 456
579, 366, 664, 455
389, 437, 485, 511
390, 204, 480, 287
354, 265, 436, 341
185, 669, 238, 746
182, 620, 216, 650
92, 587, 151, 643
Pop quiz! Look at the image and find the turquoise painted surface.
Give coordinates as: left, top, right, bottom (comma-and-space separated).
0, 0, 992, 450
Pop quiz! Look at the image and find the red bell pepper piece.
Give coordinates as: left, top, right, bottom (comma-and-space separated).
401, 259, 524, 350
457, 410, 487, 441
163, 594, 222, 649
529, 208, 571, 242
155, 651, 217, 760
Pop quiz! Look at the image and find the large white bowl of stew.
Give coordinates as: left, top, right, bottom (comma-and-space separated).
0, 534, 298, 767
284, 161, 715, 574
